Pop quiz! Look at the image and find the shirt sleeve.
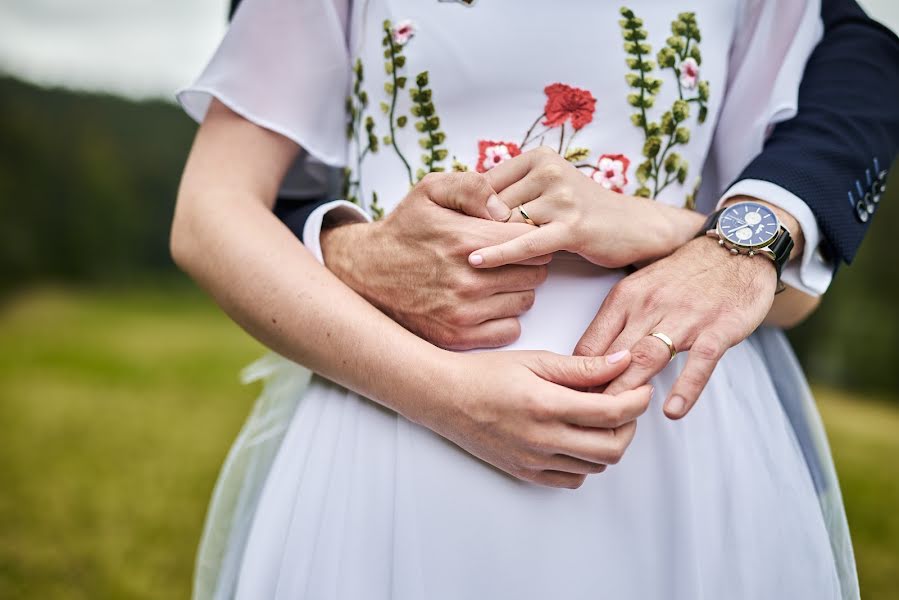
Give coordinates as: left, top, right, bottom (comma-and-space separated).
302, 200, 371, 264
176, 0, 351, 167
718, 179, 834, 296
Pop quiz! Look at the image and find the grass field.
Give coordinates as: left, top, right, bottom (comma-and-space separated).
1, 285, 897, 599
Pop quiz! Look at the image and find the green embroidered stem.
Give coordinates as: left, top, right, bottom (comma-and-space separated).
344, 58, 379, 207
620, 7, 661, 198
621, 7, 708, 204
410, 71, 448, 181
382, 20, 414, 187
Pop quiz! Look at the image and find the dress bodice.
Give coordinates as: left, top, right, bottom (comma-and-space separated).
345, 0, 740, 218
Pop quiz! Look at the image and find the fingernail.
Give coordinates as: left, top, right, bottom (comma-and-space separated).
666, 395, 685, 415
469, 253, 484, 266
606, 349, 629, 364
486, 194, 511, 221
649, 386, 655, 400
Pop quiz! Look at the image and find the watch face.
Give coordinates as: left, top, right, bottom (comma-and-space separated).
719, 202, 779, 248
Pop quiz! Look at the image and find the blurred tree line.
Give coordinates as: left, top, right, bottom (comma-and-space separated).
0, 75, 896, 394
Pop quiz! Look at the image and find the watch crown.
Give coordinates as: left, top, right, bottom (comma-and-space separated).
718, 239, 724, 246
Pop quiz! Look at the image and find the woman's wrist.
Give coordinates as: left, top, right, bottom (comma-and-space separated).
385, 344, 466, 429
628, 198, 706, 263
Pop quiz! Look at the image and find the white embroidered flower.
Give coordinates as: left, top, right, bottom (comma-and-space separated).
392, 19, 416, 46
479, 143, 516, 171
679, 57, 700, 90
591, 155, 629, 191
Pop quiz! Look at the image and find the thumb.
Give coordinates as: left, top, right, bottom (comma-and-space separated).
425, 172, 511, 221
527, 350, 631, 389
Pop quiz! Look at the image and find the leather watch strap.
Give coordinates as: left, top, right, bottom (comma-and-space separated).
697, 208, 725, 237
768, 228, 795, 279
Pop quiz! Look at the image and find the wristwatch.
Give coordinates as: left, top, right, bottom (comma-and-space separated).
697, 201, 794, 293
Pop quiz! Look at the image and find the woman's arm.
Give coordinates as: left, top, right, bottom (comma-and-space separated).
170, 100, 654, 488
171, 100, 443, 413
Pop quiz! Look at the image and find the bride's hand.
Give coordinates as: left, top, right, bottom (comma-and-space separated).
463, 147, 704, 269
418, 348, 653, 489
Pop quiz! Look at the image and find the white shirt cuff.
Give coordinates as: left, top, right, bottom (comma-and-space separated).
302, 200, 371, 264
718, 179, 833, 296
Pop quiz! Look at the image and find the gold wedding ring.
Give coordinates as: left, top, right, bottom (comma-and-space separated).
649, 332, 677, 362
519, 205, 536, 226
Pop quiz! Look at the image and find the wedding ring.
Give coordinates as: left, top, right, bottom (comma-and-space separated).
649, 332, 677, 362
519, 205, 537, 226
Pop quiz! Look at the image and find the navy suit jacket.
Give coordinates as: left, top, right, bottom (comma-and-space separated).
232, 0, 898, 268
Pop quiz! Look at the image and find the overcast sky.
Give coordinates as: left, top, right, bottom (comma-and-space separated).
0, 0, 897, 102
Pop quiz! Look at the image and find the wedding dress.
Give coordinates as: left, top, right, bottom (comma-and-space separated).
178, 1, 857, 598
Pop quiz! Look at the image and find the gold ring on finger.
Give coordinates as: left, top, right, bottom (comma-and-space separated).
519, 205, 537, 226
649, 331, 677, 362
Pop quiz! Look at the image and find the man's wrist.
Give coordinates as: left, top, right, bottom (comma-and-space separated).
688, 232, 779, 292
321, 222, 375, 287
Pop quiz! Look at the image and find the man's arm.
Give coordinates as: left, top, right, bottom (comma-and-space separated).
725, 0, 899, 285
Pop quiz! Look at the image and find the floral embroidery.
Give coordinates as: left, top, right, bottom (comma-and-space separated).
542, 84, 597, 131
475, 82, 627, 190
345, 8, 714, 219
411, 71, 449, 180
477, 140, 522, 173
620, 7, 709, 203
344, 19, 449, 219
391, 19, 415, 46
590, 154, 631, 192
679, 57, 699, 90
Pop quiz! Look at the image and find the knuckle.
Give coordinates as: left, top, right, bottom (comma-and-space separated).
526, 394, 556, 423
536, 162, 564, 184
574, 337, 600, 358
575, 356, 598, 381
436, 326, 467, 350
518, 290, 536, 313
641, 288, 665, 312
418, 171, 442, 192
608, 280, 634, 307
533, 145, 557, 159
629, 342, 658, 368
449, 306, 475, 327
602, 403, 625, 426
459, 171, 488, 196
679, 370, 706, 392
521, 235, 542, 256
605, 441, 628, 465
532, 265, 549, 285
567, 475, 587, 489
692, 334, 724, 361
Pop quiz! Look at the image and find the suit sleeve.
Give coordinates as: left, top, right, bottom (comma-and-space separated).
730, 0, 899, 269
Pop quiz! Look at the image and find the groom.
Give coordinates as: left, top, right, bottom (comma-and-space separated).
235, 0, 898, 414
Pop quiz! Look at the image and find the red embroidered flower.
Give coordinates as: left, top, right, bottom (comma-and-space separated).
476, 140, 522, 173
542, 83, 597, 131
590, 154, 630, 192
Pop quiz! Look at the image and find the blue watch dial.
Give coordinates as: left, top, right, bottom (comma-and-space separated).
719, 202, 779, 248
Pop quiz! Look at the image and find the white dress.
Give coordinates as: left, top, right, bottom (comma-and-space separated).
178, 1, 858, 598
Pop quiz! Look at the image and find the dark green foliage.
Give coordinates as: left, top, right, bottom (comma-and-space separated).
0, 76, 193, 291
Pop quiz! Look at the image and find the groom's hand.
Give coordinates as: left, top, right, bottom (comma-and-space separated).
574, 235, 779, 419
321, 172, 549, 350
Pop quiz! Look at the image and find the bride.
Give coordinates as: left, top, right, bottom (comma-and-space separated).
172, 0, 857, 598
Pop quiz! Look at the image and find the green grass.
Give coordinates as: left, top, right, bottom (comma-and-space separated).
0, 285, 896, 599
